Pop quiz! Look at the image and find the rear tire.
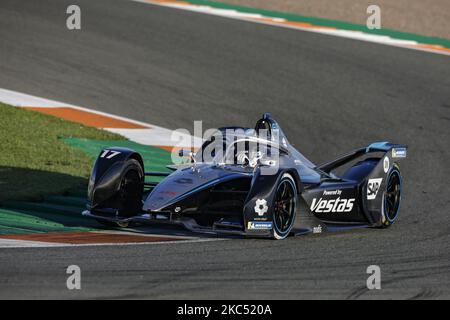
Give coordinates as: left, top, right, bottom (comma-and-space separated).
380, 164, 402, 228
271, 173, 298, 240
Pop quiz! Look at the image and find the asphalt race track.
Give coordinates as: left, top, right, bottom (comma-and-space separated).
1, 0, 450, 299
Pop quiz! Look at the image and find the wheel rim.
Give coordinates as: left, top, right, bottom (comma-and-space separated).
273, 178, 296, 235
384, 169, 401, 222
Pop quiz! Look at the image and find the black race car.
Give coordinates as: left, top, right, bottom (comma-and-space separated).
83, 114, 407, 240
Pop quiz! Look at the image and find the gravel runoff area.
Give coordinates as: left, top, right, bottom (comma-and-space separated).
210, 0, 450, 40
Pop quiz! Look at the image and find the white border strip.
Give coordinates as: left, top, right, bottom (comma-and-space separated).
0, 88, 202, 148
133, 0, 450, 57
0, 237, 226, 248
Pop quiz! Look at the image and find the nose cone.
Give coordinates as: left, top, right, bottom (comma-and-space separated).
143, 164, 245, 211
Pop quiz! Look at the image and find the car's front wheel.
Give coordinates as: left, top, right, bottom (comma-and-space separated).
271, 173, 298, 240
116, 159, 144, 217
94, 158, 144, 228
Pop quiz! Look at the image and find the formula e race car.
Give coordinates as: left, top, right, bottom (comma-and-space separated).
82, 113, 407, 240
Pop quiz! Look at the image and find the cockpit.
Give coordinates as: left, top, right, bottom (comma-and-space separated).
193, 114, 287, 168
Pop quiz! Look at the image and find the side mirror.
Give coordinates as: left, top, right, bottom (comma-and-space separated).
178, 150, 196, 163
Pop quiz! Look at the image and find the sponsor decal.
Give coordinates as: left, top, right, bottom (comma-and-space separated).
392, 148, 407, 158
310, 197, 355, 213
323, 189, 342, 196
383, 156, 390, 173
313, 225, 322, 234
247, 221, 273, 230
367, 178, 383, 200
100, 149, 121, 159
254, 199, 268, 216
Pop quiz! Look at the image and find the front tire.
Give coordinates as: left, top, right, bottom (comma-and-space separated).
271, 173, 298, 240
92, 158, 144, 228
116, 159, 144, 217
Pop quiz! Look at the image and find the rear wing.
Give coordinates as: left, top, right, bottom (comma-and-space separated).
317, 142, 407, 174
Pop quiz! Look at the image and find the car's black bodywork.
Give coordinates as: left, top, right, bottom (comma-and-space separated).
83, 114, 407, 239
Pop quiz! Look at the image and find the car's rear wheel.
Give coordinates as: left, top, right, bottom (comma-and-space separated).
380, 164, 402, 228
272, 173, 297, 240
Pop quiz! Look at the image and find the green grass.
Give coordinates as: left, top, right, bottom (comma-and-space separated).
0, 103, 124, 202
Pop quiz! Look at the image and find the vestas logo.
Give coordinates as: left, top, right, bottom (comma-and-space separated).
310, 197, 355, 213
